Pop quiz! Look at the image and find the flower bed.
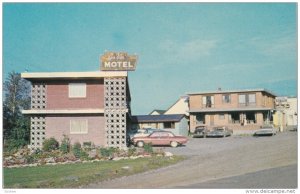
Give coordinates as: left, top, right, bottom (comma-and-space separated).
3, 143, 170, 168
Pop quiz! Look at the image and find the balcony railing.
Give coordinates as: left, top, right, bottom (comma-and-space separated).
203, 103, 215, 108
238, 102, 256, 107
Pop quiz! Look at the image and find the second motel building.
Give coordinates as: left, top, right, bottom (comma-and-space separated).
188, 89, 276, 132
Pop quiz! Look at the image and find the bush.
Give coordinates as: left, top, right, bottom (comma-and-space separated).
143, 143, 153, 154
83, 141, 92, 151
25, 155, 35, 164
42, 138, 59, 152
127, 147, 137, 156
80, 151, 89, 160
4, 139, 27, 153
60, 135, 70, 154
72, 142, 82, 159
99, 147, 118, 158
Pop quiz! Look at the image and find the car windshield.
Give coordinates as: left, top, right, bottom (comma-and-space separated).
147, 128, 159, 133
196, 126, 205, 130
261, 125, 273, 129
213, 128, 224, 131
150, 131, 174, 137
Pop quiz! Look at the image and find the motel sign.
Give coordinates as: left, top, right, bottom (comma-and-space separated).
101, 52, 137, 71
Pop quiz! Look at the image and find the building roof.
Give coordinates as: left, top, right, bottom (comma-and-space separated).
189, 107, 274, 113
22, 108, 106, 115
149, 109, 166, 115
21, 71, 128, 80
131, 114, 185, 123
187, 88, 277, 97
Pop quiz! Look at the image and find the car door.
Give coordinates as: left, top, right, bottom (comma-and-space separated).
148, 132, 161, 145
157, 132, 172, 145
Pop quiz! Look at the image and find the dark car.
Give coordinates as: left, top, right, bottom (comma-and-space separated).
192, 125, 209, 138
132, 131, 188, 148
206, 126, 233, 138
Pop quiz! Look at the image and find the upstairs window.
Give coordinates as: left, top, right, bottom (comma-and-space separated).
202, 96, 214, 108
69, 83, 86, 98
222, 94, 231, 103
239, 93, 256, 106
248, 94, 256, 105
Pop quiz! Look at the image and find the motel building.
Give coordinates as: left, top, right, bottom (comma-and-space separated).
21, 52, 137, 150
188, 89, 277, 133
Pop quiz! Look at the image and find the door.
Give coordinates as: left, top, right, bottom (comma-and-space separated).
210, 115, 214, 126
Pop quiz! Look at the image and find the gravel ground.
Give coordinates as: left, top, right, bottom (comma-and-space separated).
87, 132, 297, 189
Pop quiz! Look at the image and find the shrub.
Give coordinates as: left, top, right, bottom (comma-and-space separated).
72, 142, 82, 159
60, 135, 70, 154
4, 139, 27, 153
143, 143, 153, 154
127, 147, 137, 156
83, 141, 92, 151
42, 138, 59, 152
80, 151, 89, 160
25, 155, 35, 164
99, 147, 118, 158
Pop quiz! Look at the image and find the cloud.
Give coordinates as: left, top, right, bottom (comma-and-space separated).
248, 34, 296, 59
158, 38, 218, 64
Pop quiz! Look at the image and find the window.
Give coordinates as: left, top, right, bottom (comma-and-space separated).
70, 120, 88, 134
69, 83, 86, 98
219, 114, 225, 120
239, 94, 246, 105
222, 94, 231, 103
203, 96, 214, 108
239, 94, 256, 106
164, 122, 175, 129
248, 94, 256, 105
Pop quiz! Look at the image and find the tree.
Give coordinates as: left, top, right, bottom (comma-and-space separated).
3, 71, 31, 150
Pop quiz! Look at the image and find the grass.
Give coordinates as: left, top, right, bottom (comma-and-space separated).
3, 155, 184, 188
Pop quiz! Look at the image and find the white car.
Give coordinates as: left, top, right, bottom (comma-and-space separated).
131, 128, 162, 139
254, 125, 277, 136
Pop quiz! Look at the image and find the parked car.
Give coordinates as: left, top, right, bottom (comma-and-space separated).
253, 125, 277, 136
192, 125, 209, 138
132, 128, 161, 139
206, 126, 233, 137
132, 131, 188, 148
127, 128, 162, 145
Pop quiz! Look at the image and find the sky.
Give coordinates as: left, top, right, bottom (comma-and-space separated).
3, 3, 297, 114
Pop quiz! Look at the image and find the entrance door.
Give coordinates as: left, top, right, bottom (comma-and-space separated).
210, 115, 214, 126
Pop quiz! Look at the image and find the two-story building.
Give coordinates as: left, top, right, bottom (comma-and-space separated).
21, 71, 131, 150
188, 89, 276, 132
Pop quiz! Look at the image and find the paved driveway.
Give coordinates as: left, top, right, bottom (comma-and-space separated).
88, 132, 297, 189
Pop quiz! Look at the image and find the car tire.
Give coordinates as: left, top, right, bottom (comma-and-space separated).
137, 141, 144, 148
170, 141, 178, 148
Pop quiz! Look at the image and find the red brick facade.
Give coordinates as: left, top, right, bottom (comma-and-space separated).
46, 80, 104, 109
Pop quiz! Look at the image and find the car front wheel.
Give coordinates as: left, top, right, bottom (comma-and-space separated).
170, 141, 178, 148
137, 141, 144, 148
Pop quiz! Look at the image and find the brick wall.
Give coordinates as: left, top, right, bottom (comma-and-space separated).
46, 115, 106, 146
190, 91, 274, 109
46, 80, 104, 109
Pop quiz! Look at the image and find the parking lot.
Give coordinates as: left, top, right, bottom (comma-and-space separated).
90, 132, 297, 188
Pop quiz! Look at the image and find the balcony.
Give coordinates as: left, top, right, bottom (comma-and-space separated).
203, 103, 215, 108
238, 102, 256, 107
